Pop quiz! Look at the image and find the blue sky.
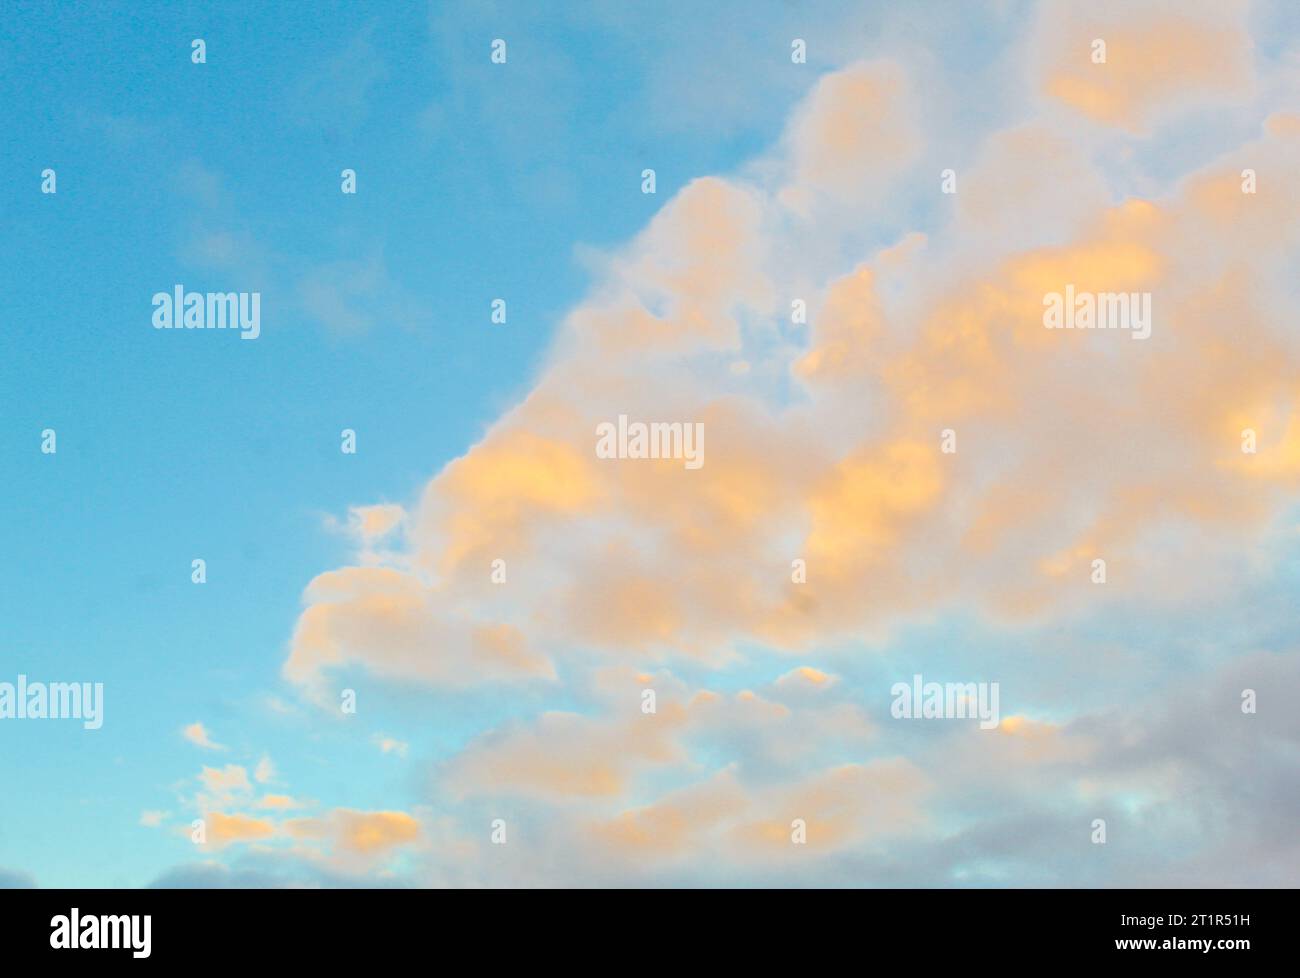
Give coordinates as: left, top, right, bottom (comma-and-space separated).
3, 1, 1299, 889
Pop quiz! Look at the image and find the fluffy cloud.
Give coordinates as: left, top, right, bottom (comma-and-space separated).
164, 757, 420, 871
196, 764, 255, 810
779, 59, 920, 213
347, 504, 405, 540
257, 1, 1300, 885
1032, 0, 1256, 132
203, 812, 276, 850
284, 55, 1300, 692
284, 566, 555, 691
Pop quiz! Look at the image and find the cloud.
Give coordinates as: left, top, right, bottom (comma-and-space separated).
0, 868, 36, 889
775, 666, 837, 690
181, 722, 225, 751
372, 735, 409, 757
195, 764, 255, 810
283, 809, 421, 858
296, 252, 427, 334
284, 566, 555, 692
253, 755, 276, 785
202, 812, 277, 850
587, 757, 929, 865
346, 504, 405, 541
285, 27, 389, 135
381, 641, 1300, 886
160, 753, 419, 872
779, 59, 920, 213
437, 664, 880, 823
255, 9, 1300, 886
147, 856, 409, 889
444, 709, 683, 801
1032, 0, 1256, 132
280, 40, 1300, 703
255, 794, 309, 811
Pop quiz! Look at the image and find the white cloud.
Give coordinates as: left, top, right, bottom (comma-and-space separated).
254, 755, 276, 785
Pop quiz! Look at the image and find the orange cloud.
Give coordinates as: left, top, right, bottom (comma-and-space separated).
284, 809, 421, 857
181, 722, 224, 751
255, 794, 306, 811
781, 59, 919, 210
334, 810, 421, 855
281, 33, 1300, 693
445, 710, 685, 800
203, 811, 275, 849
1035, 0, 1254, 131
284, 565, 553, 689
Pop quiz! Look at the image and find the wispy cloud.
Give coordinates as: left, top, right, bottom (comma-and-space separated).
181, 722, 225, 752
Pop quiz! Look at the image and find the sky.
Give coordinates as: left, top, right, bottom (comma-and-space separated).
1, 0, 1298, 888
